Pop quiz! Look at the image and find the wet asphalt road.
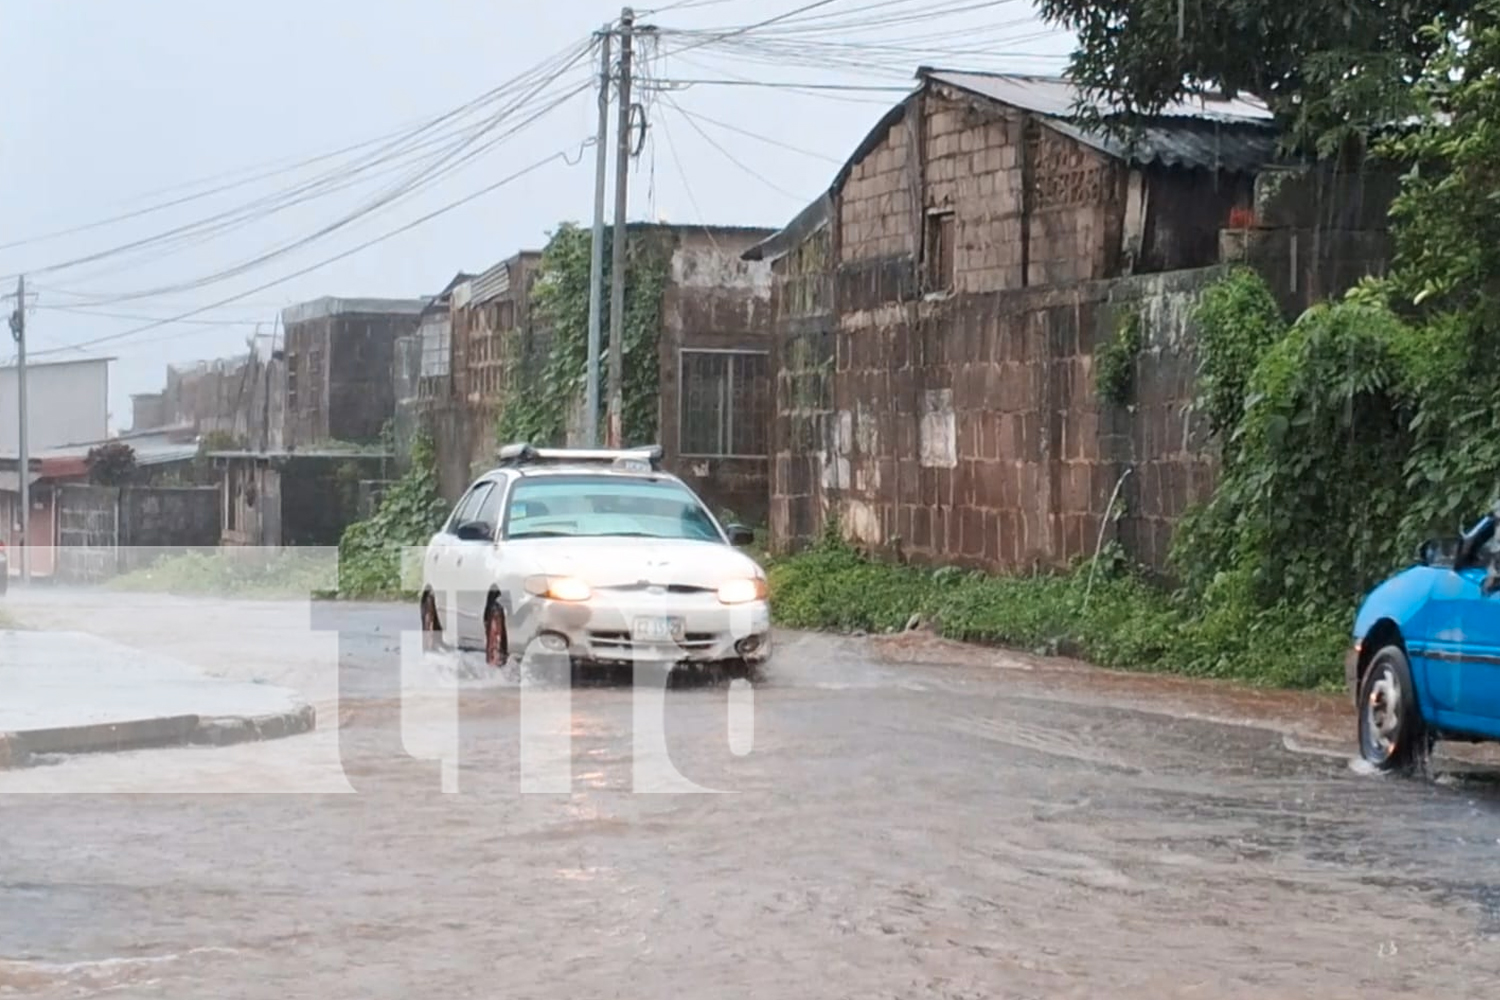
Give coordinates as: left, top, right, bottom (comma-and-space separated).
4, 589, 1500, 998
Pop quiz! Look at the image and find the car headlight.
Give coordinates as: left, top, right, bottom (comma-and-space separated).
524, 575, 592, 602
717, 577, 768, 605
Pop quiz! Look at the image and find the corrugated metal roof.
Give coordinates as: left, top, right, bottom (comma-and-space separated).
32, 435, 199, 467
919, 68, 1279, 173
468, 259, 512, 306
1044, 118, 1279, 173
921, 68, 1273, 124
743, 194, 832, 262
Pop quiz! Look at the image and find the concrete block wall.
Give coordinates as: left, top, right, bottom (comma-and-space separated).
54, 484, 222, 580
774, 266, 1223, 574
769, 222, 838, 550
924, 89, 1027, 293
839, 109, 916, 266
834, 87, 1125, 299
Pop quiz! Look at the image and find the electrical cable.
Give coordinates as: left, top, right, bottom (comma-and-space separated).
37, 305, 270, 326
659, 97, 809, 202
28, 137, 594, 358
667, 0, 1019, 37
656, 0, 847, 60
19, 52, 595, 294
666, 101, 844, 163
35, 59, 596, 306
0, 36, 599, 258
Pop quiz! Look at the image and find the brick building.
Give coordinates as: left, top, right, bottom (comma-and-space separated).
156, 351, 280, 445
279, 296, 425, 449
441, 253, 546, 497
412, 226, 777, 522
749, 68, 1390, 572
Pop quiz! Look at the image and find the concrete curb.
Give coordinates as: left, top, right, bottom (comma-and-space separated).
0, 703, 316, 769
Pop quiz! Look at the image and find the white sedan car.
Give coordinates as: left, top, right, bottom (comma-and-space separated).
419, 444, 771, 679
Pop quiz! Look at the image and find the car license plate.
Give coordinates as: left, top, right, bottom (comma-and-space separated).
631, 616, 683, 643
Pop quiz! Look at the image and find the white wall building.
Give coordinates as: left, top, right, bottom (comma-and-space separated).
0, 357, 112, 455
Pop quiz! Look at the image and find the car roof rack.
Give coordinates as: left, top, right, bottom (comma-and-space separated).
494, 442, 665, 472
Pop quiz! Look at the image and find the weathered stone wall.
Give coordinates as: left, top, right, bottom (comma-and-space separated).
284, 311, 419, 448
659, 227, 776, 524
327, 313, 417, 444
163, 352, 279, 443
279, 455, 394, 546
55, 484, 222, 580
835, 88, 1128, 299
54, 485, 117, 583
769, 221, 837, 550
774, 267, 1224, 573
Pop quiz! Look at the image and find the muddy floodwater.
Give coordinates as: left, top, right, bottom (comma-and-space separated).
4, 590, 1500, 998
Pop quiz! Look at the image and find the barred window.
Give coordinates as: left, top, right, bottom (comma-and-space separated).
679, 349, 770, 457
420, 321, 451, 378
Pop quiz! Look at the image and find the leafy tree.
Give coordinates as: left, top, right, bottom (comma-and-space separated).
1035, 0, 1466, 154
86, 441, 137, 486
1384, 3, 1500, 326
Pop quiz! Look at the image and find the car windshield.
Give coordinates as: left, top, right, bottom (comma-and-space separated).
503, 475, 723, 541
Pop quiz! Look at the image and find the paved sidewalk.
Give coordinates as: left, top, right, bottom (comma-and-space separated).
0, 629, 315, 767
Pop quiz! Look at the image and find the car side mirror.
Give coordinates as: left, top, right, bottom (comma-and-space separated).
454, 521, 492, 542
725, 524, 755, 547
1418, 536, 1459, 567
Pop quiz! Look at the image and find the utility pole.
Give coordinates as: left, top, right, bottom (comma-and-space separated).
584, 25, 612, 448
7, 275, 28, 584
606, 6, 635, 448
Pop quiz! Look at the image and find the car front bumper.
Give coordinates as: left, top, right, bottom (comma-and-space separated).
515, 593, 772, 666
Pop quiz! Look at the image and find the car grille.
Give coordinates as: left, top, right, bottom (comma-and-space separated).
588, 630, 719, 653
598, 582, 714, 595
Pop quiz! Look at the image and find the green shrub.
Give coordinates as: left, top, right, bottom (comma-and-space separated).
766, 534, 1347, 690
336, 432, 449, 598
110, 549, 337, 599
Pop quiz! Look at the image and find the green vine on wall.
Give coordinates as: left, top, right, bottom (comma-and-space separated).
337, 431, 449, 597
1094, 307, 1144, 406
496, 223, 670, 447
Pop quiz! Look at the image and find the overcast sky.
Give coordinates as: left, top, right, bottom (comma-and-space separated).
0, 0, 1073, 428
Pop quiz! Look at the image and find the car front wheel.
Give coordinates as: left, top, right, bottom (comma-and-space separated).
484, 602, 508, 668
420, 593, 444, 652
1358, 644, 1427, 773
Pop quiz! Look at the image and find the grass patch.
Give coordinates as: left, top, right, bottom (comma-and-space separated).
0, 606, 21, 630
110, 549, 339, 600
768, 538, 1350, 690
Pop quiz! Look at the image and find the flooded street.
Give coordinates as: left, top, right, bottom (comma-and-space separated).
5, 590, 1500, 997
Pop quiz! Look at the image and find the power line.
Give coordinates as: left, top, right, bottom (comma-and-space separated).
36, 305, 272, 326
651, 77, 910, 91
38, 66, 595, 308
657, 0, 847, 59
665, 100, 843, 163
20, 56, 596, 297
28, 137, 594, 358
661, 98, 810, 202
638, 0, 740, 13
0, 37, 599, 258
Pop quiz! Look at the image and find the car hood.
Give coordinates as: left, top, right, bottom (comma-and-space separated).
506, 536, 763, 589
